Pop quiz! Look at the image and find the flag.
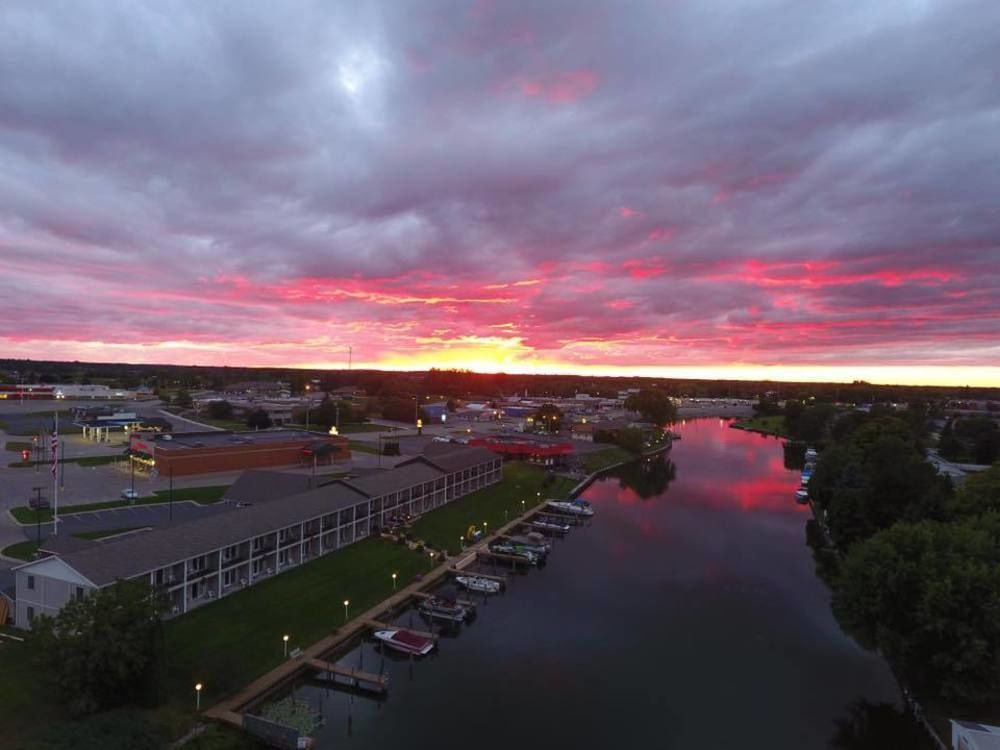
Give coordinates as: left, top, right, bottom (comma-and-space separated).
51, 431, 58, 476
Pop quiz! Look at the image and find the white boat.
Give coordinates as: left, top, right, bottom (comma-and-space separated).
795, 488, 809, 504
546, 500, 595, 517
373, 629, 435, 656
805, 448, 818, 461
455, 575, 502, 594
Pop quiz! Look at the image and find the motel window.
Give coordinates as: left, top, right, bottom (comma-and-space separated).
27, 606, 35, 623
27, 575, 35, 591
253, 537, 264, 552
223, 569, 235, 588
278, 549, 288, 566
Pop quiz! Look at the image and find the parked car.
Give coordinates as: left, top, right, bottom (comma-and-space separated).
121, 488, 140, 500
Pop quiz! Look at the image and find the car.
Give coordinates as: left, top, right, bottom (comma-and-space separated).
121, 488, 140, 500
235, 500, 252, 508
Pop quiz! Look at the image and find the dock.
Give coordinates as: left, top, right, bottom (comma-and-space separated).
305, 657, 388, 694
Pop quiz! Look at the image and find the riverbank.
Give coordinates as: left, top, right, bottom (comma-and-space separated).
730, 415, 789, 437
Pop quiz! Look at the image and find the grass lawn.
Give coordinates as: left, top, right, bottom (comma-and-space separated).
408, 462, 575, 555
162, 537, 427, 708
9, 485, 230, 524
731, 415, 789, 437
338, 423, 384, 434
4, 440, 33, 452
580, 446, 636, 474
348, 440, 380, 455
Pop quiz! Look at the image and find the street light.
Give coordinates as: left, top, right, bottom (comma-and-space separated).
343, 599, 350, 622
195, 682, 203, 711
391, 572, 397, 590
283, 634, 289, 657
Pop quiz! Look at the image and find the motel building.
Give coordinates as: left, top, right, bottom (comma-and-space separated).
12, 445, 501, 629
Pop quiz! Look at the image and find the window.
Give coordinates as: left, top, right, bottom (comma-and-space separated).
223, 569, 235, 588
26, 575, 35, 591
191, 582, 199, 599
278, 529, 288, 544
252, 537, 264, 552
252, 559, 263, 576
26, 606, 35, 623
155, 569, 164, 585
75, 586, 84, 601
278, 549, 288, 566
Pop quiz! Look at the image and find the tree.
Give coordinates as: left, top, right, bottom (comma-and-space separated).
832, 516, 1000, 702
30, 580, 165, 716
382, 398, 418, 423
532, 403, 564, 433
246, 408, 272, 430
205, 400, 234, 420
830, 700, 931, 750
949, 462, 1000, 518
173, 389, 192, 409
624, 389, 678, 425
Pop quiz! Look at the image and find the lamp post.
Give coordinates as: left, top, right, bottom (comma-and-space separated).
195, 683, 203, 711
391, 572, 397, 590
283, 634, 290, 658
343, 599, 350, 622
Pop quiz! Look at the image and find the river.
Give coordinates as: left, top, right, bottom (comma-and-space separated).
279, 418, 923, 749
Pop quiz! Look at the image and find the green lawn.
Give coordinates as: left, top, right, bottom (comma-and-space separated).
338, 423, 385, 434
580, 446, 636, 474
408, 462, 575, 555
162, 537, 427, 708
731, 415, 789, 437
348, 440, 380, 455
4, 440, 33, 452
9, 485, 230, 524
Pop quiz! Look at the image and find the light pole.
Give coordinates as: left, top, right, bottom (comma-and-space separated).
304, 384, 311, 432
391, 572, 397, 590
195, 682, 203, 711
283, 634, 289, 658
343, 599, 350, 622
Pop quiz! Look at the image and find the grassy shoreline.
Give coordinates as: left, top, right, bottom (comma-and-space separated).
730, 415, 789, 438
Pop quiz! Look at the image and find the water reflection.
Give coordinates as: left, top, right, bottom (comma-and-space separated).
605, 453, 676, 499
270, 418, 916, 749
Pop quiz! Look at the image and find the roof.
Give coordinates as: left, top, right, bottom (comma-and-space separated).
338, 462, 444, 497
47, 482, 369, 586
148, 429, 342, 451
223, 470, 315, 504
405, 444, 498, 473
39, 534, 100, 556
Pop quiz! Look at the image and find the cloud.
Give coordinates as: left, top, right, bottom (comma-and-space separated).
0, 0, 997, 384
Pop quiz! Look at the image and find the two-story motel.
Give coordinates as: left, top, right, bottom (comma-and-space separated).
13, 444, 502, 629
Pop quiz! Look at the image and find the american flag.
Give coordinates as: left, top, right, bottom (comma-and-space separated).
51, 431, 58, 476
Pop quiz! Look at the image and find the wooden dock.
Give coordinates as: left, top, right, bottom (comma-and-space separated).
205, 497, 553, 731
305, 657, 388, 694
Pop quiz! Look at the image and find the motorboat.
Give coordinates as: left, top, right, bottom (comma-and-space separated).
531, 519, 570, 533
489, 542, 539, 564
373, 629, 435, 656
546, 499, 595, 517
505, 534, 551, 557
804, 447, 818, 462
417, 596, 469, 622
455, 575, 501, 594
795, 488, 809, 504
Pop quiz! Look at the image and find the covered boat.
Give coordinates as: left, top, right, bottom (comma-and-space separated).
546, 499, 595, 517
418, 596, 469, 622
373, 629, 435, 656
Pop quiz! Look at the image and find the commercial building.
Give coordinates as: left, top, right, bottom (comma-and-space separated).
12, 445, 502, 628
128, 429, 350, 477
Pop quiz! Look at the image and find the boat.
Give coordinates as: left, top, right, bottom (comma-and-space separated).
489, 542, 539, 564
455, 575, 502, 594
546, 499, 595, 517
531, 519, 570, 533
795, 488, 809, 504
373, 629, 435, 656
505, 534, 551, 557
417, 596, 469, 622
804, 447, 818, 462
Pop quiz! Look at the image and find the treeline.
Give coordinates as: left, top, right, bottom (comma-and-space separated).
809, 410, 1000, 703
3, 359, 999, 403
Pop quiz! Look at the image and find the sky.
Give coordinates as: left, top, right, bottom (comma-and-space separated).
0, 0, 998, 387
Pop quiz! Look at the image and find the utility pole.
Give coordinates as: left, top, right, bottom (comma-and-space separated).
169, 466, 174, 522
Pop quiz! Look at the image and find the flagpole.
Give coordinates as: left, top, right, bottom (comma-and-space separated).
53, 412, 59, 536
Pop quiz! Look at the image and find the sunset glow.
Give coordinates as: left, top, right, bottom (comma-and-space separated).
0, 1, 997, 386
